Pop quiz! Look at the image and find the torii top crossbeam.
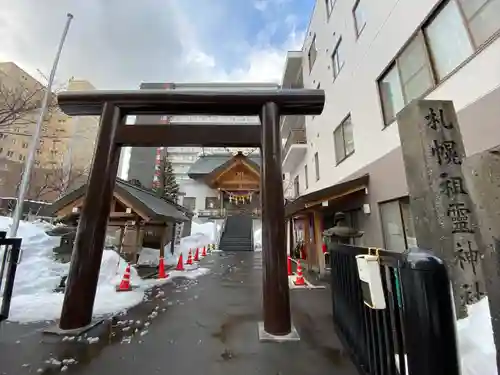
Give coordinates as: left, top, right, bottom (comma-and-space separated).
56, 88, 325, 116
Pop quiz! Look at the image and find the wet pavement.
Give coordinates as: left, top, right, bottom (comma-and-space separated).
0, 252, 358, 375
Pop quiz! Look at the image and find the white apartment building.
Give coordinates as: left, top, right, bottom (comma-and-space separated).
283, 0, 500, 254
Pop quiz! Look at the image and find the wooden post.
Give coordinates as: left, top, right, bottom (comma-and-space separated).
59, 102, 122, 330
397, 100, 485, 318
313, 211, 325, 275
260, 102, 291, 336
159, 225, 167, 258
135, 222, 142, 264
117, 226, 125, 253
170, 222, 176, 255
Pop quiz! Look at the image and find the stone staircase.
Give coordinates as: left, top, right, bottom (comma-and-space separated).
219, 215, 253, 251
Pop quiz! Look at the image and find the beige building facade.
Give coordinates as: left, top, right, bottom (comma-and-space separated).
0, 62, 99, 201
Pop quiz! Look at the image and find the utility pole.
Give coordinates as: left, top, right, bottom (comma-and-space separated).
9, 13, 74, 237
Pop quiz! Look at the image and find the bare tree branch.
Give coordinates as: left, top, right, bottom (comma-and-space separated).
0, 69, 60, 130
12, 160, 89, 202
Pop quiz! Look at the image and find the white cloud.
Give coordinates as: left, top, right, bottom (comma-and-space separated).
0, 0, 306, 88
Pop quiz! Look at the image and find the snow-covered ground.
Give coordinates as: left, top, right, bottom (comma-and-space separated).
0, 217, 214, 324
457, 298, 497, 375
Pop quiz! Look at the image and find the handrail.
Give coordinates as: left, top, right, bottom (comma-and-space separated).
216, 216, 227, 249
328, 243, 460, 375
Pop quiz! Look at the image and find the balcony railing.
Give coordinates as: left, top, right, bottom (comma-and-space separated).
282, 128, 307, 159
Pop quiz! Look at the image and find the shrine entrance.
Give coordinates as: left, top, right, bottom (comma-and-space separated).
203, 151, 261, 216
55, 88, 324, 339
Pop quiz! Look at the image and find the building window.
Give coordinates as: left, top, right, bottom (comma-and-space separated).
183, 197, 196, 211
458, 0, 500, 47
304, 164, 309, 189
205, 197, 219, 209
314, 152, 320, 181
325, 0, 336, 17
308, 35, 317, 71
398, 33, 434, 103
293, 175, 300, 197
353, 0, 367, 36
332, 38, 344, 80
424, 0, 474, 80
379, 64, 405, 124
22, 142, 28, 148
0, 147, 3, 154
379, 197, 416, 251
378, 0, 500, 125
6, 151, 13, 157
18, 154, 25, 161
334, 115, 355, 163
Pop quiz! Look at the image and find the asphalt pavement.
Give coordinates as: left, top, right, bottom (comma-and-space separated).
0, 251, 358, 375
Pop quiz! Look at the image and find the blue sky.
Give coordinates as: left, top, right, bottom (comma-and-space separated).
0, 0, 315, 89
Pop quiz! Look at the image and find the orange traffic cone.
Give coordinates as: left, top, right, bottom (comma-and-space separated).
201, 246, 207, 257
287, 256, 292, 276
186, 249, 193, 265
176, 253, 185, 271
194, 248, 200, 262
158, 257, 167, 279
294, 260, 306, 286
117, 263, 132, 292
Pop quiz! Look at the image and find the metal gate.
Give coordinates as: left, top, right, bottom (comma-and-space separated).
0, 231, 22, 322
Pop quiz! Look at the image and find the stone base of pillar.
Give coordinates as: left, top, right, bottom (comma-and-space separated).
257, 321, 300, 342
43, 319, 104, 336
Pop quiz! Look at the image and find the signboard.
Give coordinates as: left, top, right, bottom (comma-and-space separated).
174, 223, 184, 246
169, 115, 260, 125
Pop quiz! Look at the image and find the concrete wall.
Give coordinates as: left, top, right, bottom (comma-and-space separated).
127, 146, 157, 189
180, 180, 219, 212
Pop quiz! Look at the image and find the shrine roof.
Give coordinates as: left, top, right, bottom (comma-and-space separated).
188, 153, 260, 178
42, 178, 191, 222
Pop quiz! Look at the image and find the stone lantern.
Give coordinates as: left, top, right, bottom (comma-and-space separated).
323, 212, 364, 245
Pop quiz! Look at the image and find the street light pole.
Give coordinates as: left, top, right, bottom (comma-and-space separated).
9, 13, 74, 237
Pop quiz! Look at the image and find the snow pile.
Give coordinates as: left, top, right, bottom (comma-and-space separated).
0, 216, 210, 323
253, 228, 262, 252
190, 221, 217, 242
457, 298, 497, 375
138, 221, 219, 267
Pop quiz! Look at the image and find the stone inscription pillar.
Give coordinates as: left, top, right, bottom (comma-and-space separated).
463, 149, 500, 367
397, 100, 485, 318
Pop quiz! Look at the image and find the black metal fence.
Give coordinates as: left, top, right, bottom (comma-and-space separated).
329, 244, 460, 375
0, 231, 22, 323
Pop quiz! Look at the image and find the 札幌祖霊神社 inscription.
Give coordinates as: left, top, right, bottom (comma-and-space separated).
397, 100, 485, 317
424, 104, 484, 307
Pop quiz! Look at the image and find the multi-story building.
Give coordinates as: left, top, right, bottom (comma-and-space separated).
125, 82, 278, 215
0, 62, 99, 201
283, 0, 500, 272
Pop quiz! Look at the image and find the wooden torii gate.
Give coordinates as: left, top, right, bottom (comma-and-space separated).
56, 88, 324, 338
